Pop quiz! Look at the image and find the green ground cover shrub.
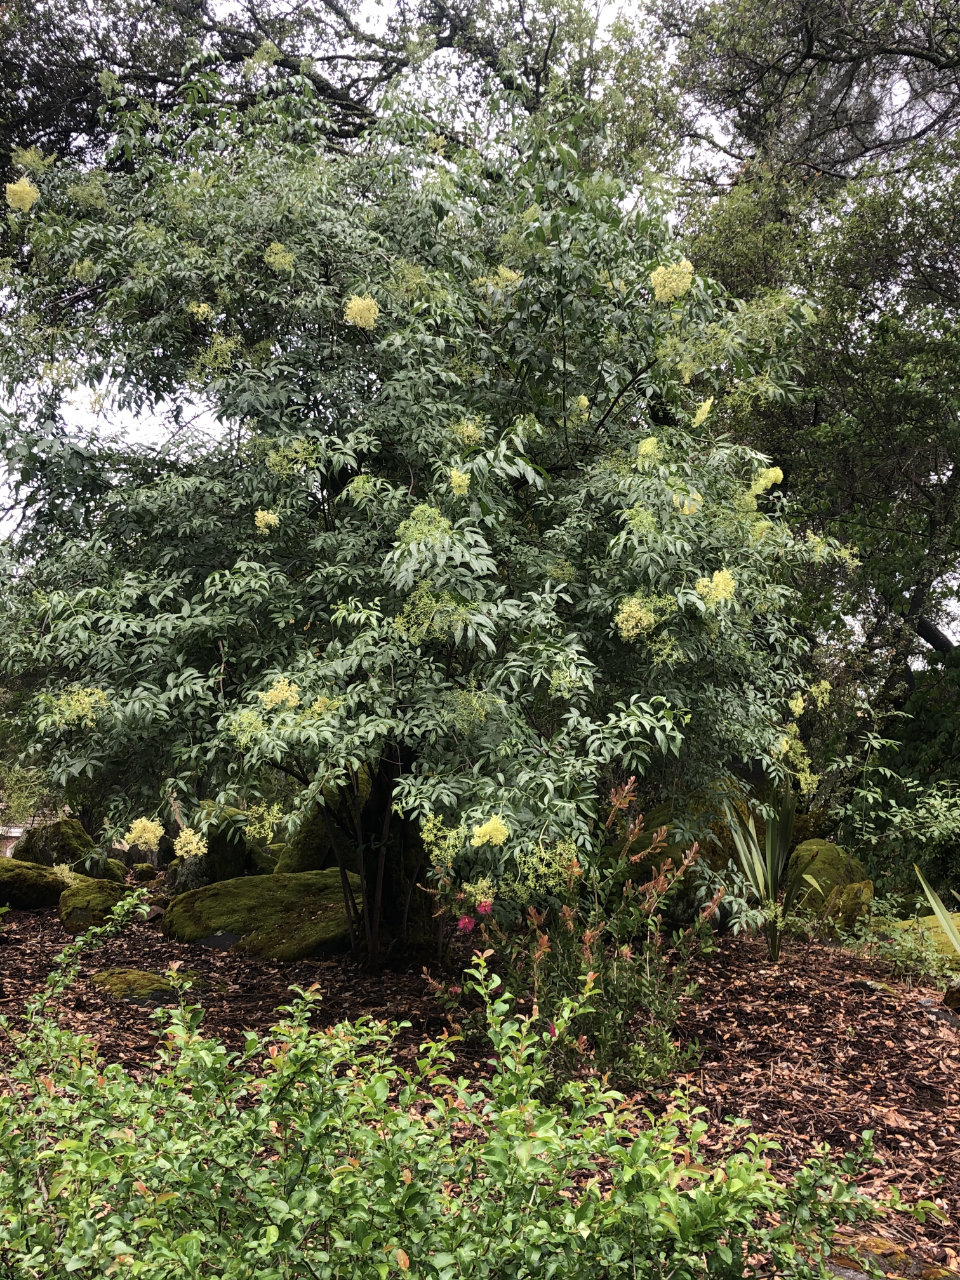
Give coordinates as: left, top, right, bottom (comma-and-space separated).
0, 895, 881, 1279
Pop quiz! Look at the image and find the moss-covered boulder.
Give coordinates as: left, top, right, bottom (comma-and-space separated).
89, 968, 178, 1003
163, 870, 357, 961
893, 912, 960, 967
789, 840, 867, 913
0, 859, 67, 908
12, 818, 95, 868
86, 857, 127, 883
833, 879, 875, 929
58, 878, 128, 935
273, 808, 359, 875
132, 862, 157, 882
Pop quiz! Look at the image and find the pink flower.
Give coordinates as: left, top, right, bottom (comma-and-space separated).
476, 900, 494, 916
548, 1023, 557, 1038
456, 915, 475, 933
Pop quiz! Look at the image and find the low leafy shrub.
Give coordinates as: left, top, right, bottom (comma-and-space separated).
0, 895, 881, 1278
840, 893, 956, 988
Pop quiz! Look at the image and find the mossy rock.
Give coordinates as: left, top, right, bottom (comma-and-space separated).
89, 968, 178, 1003
12, 818, 95, 869
274, 808, 359, 875
0, 859, 67, 908
163, 869, 358, 961
833, 879, 875, 930
893, 913, 960, 967
58, 878, 128, 935
132, 862, 157, 882
789, 840, 867, 913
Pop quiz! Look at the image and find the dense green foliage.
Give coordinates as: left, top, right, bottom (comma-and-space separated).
0, 76, 832, 954
0, 902, 877, 1278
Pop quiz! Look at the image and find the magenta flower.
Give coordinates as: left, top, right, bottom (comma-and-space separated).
456, 915, 476, 933
476, 900, 494, 916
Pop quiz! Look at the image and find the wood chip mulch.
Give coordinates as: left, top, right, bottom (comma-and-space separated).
662, 936, 960, 1270
1, 910, 958, 1274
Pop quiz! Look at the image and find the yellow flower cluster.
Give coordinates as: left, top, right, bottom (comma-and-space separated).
615, 596, 656, 640
255, 508, 280, 534
245, 802, 283, 841
570, 394, 590, 423
472, 264, 523, 289
788, 691, 805, 718
69, 258, 98, 283
266, 439, 320, 477
192, 333, 240, 378
636, 436, 663, 467
462, 876, 496, 907
6, 177, 39, 212
230, 709, 264, 748
421, 813, 466, 870
673, 490, 703, 516
809, 679, 831, 709
512, 838, 579, 904
396, 504, 451, 547
691, 397, 714, 428
308, 694, 342, 716
451, 415, 485, 447
470, 815, 510, 847
124, 817, 164, 852
447, 686, 493, 732
696, 568, 737, 607
449, 467, 470, 496
615, 593, 676, 641
751, 466, 784, 494
174, 827, 207, 860
187, 301, 213, 321
345, 474, 375, 501
344, 294, 379, 329
395, 582, 470, 646
264, 242, 295, 272
258, 677, 301, 710
66, 175, 107, 210
650, 258, 694, 303
625, 506, 656, 536
11, 146, 52, 173
52, 687, 109, 727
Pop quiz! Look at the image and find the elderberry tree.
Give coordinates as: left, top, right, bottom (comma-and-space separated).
0, 75, 831, 956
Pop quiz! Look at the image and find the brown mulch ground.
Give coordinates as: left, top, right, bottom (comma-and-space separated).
1, 908, 958, 1272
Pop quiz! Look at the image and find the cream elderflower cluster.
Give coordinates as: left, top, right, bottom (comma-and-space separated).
343, 294, 379, 329
449, 467, 470, 496
123, 817, 164, 853
472, 264, 523, 289
614, 596, 656, 641
751, 466, 784, 494
420, 813, 466, 870
258, 677, 300, 710
650, 258, 694, 303
52, 687, 109, 727
255, 508, 280, 534
174, 827, 207, 860
470, 815, 510, 847
264, 242, 295, 272
395, 504, 452, 547
696, 568, 736, 607
451, 415, 485, 447
635, 436, 663, 467
691, 397, 714, 428
6, 176, 39, 212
